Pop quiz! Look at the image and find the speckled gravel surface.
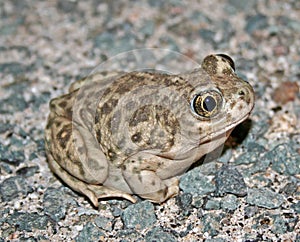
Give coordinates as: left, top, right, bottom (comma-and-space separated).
0, 1, 299, 241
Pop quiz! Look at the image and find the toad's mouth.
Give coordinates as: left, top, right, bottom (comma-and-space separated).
200, 112, 251, 145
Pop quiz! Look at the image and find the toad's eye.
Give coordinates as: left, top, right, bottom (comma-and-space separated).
191, 90, 223, 118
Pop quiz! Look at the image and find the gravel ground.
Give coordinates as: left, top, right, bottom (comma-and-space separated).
0, 0, 299, 241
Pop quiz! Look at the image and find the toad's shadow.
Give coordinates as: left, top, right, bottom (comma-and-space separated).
189, 118, 253, 170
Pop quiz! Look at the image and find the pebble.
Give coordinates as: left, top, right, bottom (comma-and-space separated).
245, 13, 268, 34
94, 31, 137, 56
75, 222, 104, 242
246, 188, 285, 209
204, 198, 221, 210
180, 167, 215, 195
0, 94, 28, 114
199, 29, 216, 44
205, 239, 226, 242
191, 196, 204, 208
291, 201, 300, 214
201, 213, 224, 237
280, 181, 298, 196
244, 205, 258, 219
264, 143, 300, 176
43, 187, 68, 222
221, 194, 239, 212
145, 227, 177, 242
271, 215, 288, 234
94, 216, 113, 232
0, 62, 27, 75
175, 193, 193, 210
56, 0, 78, 13
227, 0, 256, 12
0, 144, 25, 166
16, 166, 39, 177
121, 201, 156, 230
115, 229, 141, 241
3, 211, 52, 232
0, 176, 33, 202
0, 123, 13, 134
215, 165, 247, 197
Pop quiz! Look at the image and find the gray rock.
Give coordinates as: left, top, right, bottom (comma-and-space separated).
176, 193, 192, 210
16, 166, 39, 177
121, 201, 156, 230
75, 222, 104, 242
145, 227, 177, 242
158, 36, 180, 52
271, 215, 288, 234
227, 0, 256, 12
0, 176, 33, 202
234, 151, 260, 165
0, 94, 29, 114
192, 196, 204, 208
43, 187, 69, 222
201, 213, 224, 237
0, 162, 13, 174
291, 201, 300, 214
116, 229, 141, 241
280, 181, 298, 196
111, 205, 123, 217
30, 92, 51, 111
4, 211, 52, 232
0, 143, 24, 166
139, 20, 155, 37
221, 194, 239, 212
94, 216, 113, 231
147, 0, 165, 7
278, 16, 300, 32
242, 158, 271, 177
217, 148, 232, 164
264, 143, 300, 176
215, 165, 247, 197
0, 122, 13, 133
205, 239, 226, 242
244, 205, 258, 218
199, 29, 216, 44
234, 143, 266, 165
245, 14, 269, 34
0, 62, 27, 75
246, 188, 285, 209
57, 0, 78, 13
204, 198, 221, 210
176, 193, 193, 216
180, 167, 215, 195
94, 31, 137, 56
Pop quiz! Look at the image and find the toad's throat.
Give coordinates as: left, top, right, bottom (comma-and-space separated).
200, 113, 251, 145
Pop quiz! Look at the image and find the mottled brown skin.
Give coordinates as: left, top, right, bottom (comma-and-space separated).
45, 54, 255, 207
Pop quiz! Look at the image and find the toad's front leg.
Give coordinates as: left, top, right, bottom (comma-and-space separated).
122, 153, 179, 203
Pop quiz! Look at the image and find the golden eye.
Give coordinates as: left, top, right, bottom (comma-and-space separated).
191, 91, 223, 118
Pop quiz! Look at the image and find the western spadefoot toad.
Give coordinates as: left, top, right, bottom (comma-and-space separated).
45, 54, 255, 207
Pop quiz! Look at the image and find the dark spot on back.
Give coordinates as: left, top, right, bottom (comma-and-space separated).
129, 106, 151, 127
58, 101, 67, 108
95, 128, 101, 143
107, 149, 117, 161
57, 124, 72, 149
131, 132, 142, 143
115, 81, 132, 94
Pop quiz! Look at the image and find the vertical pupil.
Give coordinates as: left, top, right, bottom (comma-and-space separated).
203, 96, 216, 112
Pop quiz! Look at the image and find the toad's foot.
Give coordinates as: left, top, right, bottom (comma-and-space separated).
48, 153, 136, 207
